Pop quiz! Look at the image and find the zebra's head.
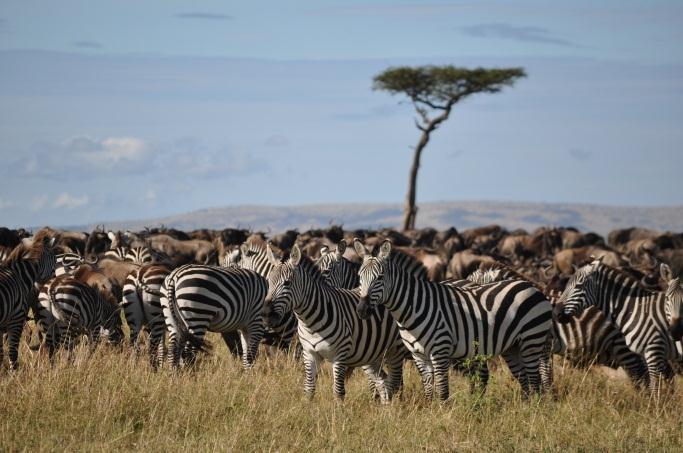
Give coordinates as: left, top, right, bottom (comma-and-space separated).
262, 244, 296, 329
316, 240, 353, 287
355, 238, 392, 319
554, 257, 602, 323
661, 263, 683, 341
239, 242, 267, 272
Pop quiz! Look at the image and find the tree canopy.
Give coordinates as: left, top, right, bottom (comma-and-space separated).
373, 66, 526, 110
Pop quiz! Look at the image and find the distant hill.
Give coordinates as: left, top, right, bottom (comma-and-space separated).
66, 201, 683, 237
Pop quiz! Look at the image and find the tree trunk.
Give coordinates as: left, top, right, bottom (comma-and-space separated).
402, 106, 452, 231
402, 131, 430, 231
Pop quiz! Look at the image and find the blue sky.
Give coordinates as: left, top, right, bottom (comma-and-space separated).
1, 1, 682, 227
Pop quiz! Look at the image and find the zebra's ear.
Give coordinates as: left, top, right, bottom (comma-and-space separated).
378, 239, 392, 260
266, 243, 279, 266
290, 244, 302, 266
353, 238, 366, 258
107, 231, 116, 242
337, 240, 347, 256
240, 243, 249, 256
660, 263, 673, 282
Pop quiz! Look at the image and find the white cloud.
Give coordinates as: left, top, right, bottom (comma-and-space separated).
8, 135, 153, 180
67, 136, 150, 168
54, 193, 89, 210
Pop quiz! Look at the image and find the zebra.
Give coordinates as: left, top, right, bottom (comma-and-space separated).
469, 265, 649, 388
555, 258, 683, 395
0, 230, 58, 370
35, 275, 123, 358
121, 263, 171, 366
161, 264, 267, 370
262, 244, 405, 402
355, 239, 553, 400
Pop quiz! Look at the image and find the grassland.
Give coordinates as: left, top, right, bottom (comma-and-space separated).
2, 334, 682, 452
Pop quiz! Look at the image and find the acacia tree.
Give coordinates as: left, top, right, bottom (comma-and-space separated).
373, 65, 526, 231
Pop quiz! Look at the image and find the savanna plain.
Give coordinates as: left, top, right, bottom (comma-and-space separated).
2, 332, 682, 452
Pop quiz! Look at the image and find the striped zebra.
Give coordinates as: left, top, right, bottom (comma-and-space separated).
469, 265, 649, 388
35, 276, 123, 357
0, 230, 58, 370
161, 264, 267, 369
262, 244, 405, 402
555, 259, 683, 395
355, 239, 553, 400
121, 263, 171, 366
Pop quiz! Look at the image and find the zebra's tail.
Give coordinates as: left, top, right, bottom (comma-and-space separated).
164, 274, 212, 354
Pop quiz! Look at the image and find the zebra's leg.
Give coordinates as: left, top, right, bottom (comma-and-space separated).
361, 363, 390, 404
413, 355, 435, 400
431, 355, 451, 401
147, 317, 165, 368
240, 323, 264, 370
520, 341, 545, 396
503, 350, 529, 398
303, 351, 320, 400
384, 349, 406, 399
221, 331, 243, 358
332, 361, 349, 402
537, 338, 554, 393
644, 349, 675, 398
7, 322, 24, 371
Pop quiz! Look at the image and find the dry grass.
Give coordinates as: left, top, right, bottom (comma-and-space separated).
2, 334, 682, 452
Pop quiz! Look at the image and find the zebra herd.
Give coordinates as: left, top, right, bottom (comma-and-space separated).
2, 227, 683, 403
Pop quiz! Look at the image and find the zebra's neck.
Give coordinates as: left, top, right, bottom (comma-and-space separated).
291, 270, 356, 322
594, 265, 665, 325
4, 258, 41, 289
383, 261, 430, 322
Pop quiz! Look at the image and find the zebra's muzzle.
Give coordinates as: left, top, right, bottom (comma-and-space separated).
261, 304, 281, 328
